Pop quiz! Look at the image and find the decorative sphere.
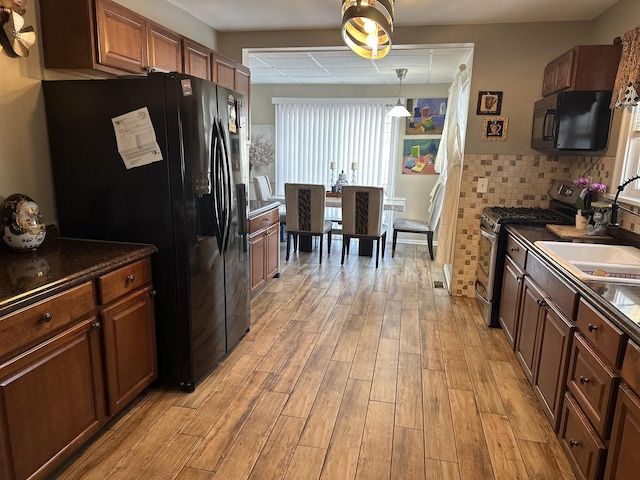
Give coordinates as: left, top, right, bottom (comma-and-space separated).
0, 194, 46, 251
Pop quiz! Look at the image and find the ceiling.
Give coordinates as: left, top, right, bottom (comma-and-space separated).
165, 0, 620, 85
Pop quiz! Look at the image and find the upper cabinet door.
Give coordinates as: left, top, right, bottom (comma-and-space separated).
183, 39, 213, 80
146, 22, 183, 73
96, 0, 147, 74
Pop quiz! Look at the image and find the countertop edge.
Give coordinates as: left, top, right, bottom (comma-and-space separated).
248, 200, 281, 219
506, 225, 640, 345
0, 240, 157, 318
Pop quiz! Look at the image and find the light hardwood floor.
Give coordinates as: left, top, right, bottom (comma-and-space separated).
54, 239, 576, 480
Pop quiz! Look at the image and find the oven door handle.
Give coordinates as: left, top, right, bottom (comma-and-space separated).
475, 280, 491, 305
479, 225, 497, 242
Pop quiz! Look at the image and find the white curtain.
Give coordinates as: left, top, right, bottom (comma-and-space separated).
433, 65, 471, 266
272, 98, 395, 195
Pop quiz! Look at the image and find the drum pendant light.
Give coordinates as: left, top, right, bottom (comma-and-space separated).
387, 68, 412, 117
341, 0, 394, 60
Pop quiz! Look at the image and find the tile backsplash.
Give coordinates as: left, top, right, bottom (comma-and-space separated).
451, 153, 640, 297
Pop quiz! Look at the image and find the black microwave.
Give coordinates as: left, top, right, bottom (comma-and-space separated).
531, 90, 613, 153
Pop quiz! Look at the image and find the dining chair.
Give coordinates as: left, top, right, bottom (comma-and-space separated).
284, 183, 333, 263
254, 175, 287, 241
340, 185, 387, 268
392, 181, 444, 260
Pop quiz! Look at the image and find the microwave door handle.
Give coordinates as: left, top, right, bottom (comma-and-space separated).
542, 109, 555, 140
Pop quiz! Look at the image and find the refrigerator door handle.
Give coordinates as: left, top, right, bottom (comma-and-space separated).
211, 125, 225, 253
218, 118, 233, 253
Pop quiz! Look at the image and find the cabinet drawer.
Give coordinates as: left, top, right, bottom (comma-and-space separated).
506, 234, 527, 269
567, 333, 619, 439
0, 282, 95, 360
576, 298, 626, 368
526, 253, 578, 319
249, 208, 279, 234
97, 259, 152, 305
559, 392, 606, 480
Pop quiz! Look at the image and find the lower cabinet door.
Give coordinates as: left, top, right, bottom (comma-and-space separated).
0, 318, 105, 480
101, 286, 157, 416
250, 230, 267, 295
515, 277, 543, 383
533, 304, 574, 432
604, 384, 640, 479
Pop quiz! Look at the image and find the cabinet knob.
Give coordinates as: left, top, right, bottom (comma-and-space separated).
579, 376, 590, 385
91, 321, 101, 330
150, 289, 157, 298
569, 440, 580, 448
587, 323, 598, 332
510, 247, 519, 252
39, 312, 53, 323
126, 274, 135, 283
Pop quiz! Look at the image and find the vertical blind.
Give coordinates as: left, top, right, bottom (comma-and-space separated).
272, 98, 396, 196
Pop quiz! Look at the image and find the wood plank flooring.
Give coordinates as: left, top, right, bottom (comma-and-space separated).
54, 239, 576, 479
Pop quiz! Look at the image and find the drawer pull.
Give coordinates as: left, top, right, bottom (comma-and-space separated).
510, 247, 519, 252
569, 439, 580, 448
579, 376, 590, 385
587, 323, 598, 332
39, 312, 53, 323
91, 321, 101, 330
536, 299, 547, 307
126, 274, 135, 283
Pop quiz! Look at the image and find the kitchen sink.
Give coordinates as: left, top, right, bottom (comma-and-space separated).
534, 241, 640, 285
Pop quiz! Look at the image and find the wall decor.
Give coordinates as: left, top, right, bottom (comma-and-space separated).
476, 91, 503, 115
0, 0, 35, 58
401, 138, 440, 174
249, 124, 275, 182
405, 97, 448, 135
482, 116, 509, 141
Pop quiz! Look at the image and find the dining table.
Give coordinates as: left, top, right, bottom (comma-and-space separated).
271, 192, 406, 256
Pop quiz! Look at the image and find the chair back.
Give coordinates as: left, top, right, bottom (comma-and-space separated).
253, 175, 273, 201
341, 186, 384, 237
284, 183, 327, 233
426, 182, 445, 230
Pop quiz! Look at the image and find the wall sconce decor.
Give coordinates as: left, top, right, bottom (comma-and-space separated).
0, 0, 36, 58
341, 0, 394, 60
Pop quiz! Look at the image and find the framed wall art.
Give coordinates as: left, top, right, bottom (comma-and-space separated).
405, 98, 448, 135
482, 117, 508, 141
476, 91, 503, 115
401, 138, 440, 174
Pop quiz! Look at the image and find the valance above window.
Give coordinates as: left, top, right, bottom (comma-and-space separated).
612, 26, 640, 108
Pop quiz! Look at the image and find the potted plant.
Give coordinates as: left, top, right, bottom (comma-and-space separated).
573, 177, 607, 228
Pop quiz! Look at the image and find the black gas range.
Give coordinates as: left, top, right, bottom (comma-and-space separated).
481, 206, 574, 234
476, 180, 579, 327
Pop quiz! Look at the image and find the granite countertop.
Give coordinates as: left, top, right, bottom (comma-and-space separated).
248, 200, 281, 219
0, 235, 157, 318
507, 225, 640, 345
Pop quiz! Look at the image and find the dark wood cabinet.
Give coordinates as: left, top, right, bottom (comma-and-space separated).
249, 207, 280, 296
541, 44, 622, 97
146, 21, 183, 73
515, 276, 543, 382
0, 318, 105, 480
183, 39, 213, 81
559, 391, 607, 480
213, 52, 251, 97
534, 303, 574, 431
498, 236, 526, 348
0, 255, 156, 480
604, 383, 640, 480
99, 258, 157, 416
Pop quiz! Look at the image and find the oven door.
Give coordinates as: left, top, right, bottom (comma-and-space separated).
475, 221, 499, 325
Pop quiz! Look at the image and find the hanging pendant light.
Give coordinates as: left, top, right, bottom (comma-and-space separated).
341, 0, 393, 60
387, 68, 412, 117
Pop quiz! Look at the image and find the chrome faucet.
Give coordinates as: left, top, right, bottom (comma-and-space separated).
609, 174, 640, 226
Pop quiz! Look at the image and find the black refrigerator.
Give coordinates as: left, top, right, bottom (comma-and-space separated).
42, 73, 250, 392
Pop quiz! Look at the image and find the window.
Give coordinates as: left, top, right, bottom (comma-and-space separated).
613, 105, 640, 204
272, 98, 398, 196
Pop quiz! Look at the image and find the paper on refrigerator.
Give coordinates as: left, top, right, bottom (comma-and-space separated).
111, 107, 163, 169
